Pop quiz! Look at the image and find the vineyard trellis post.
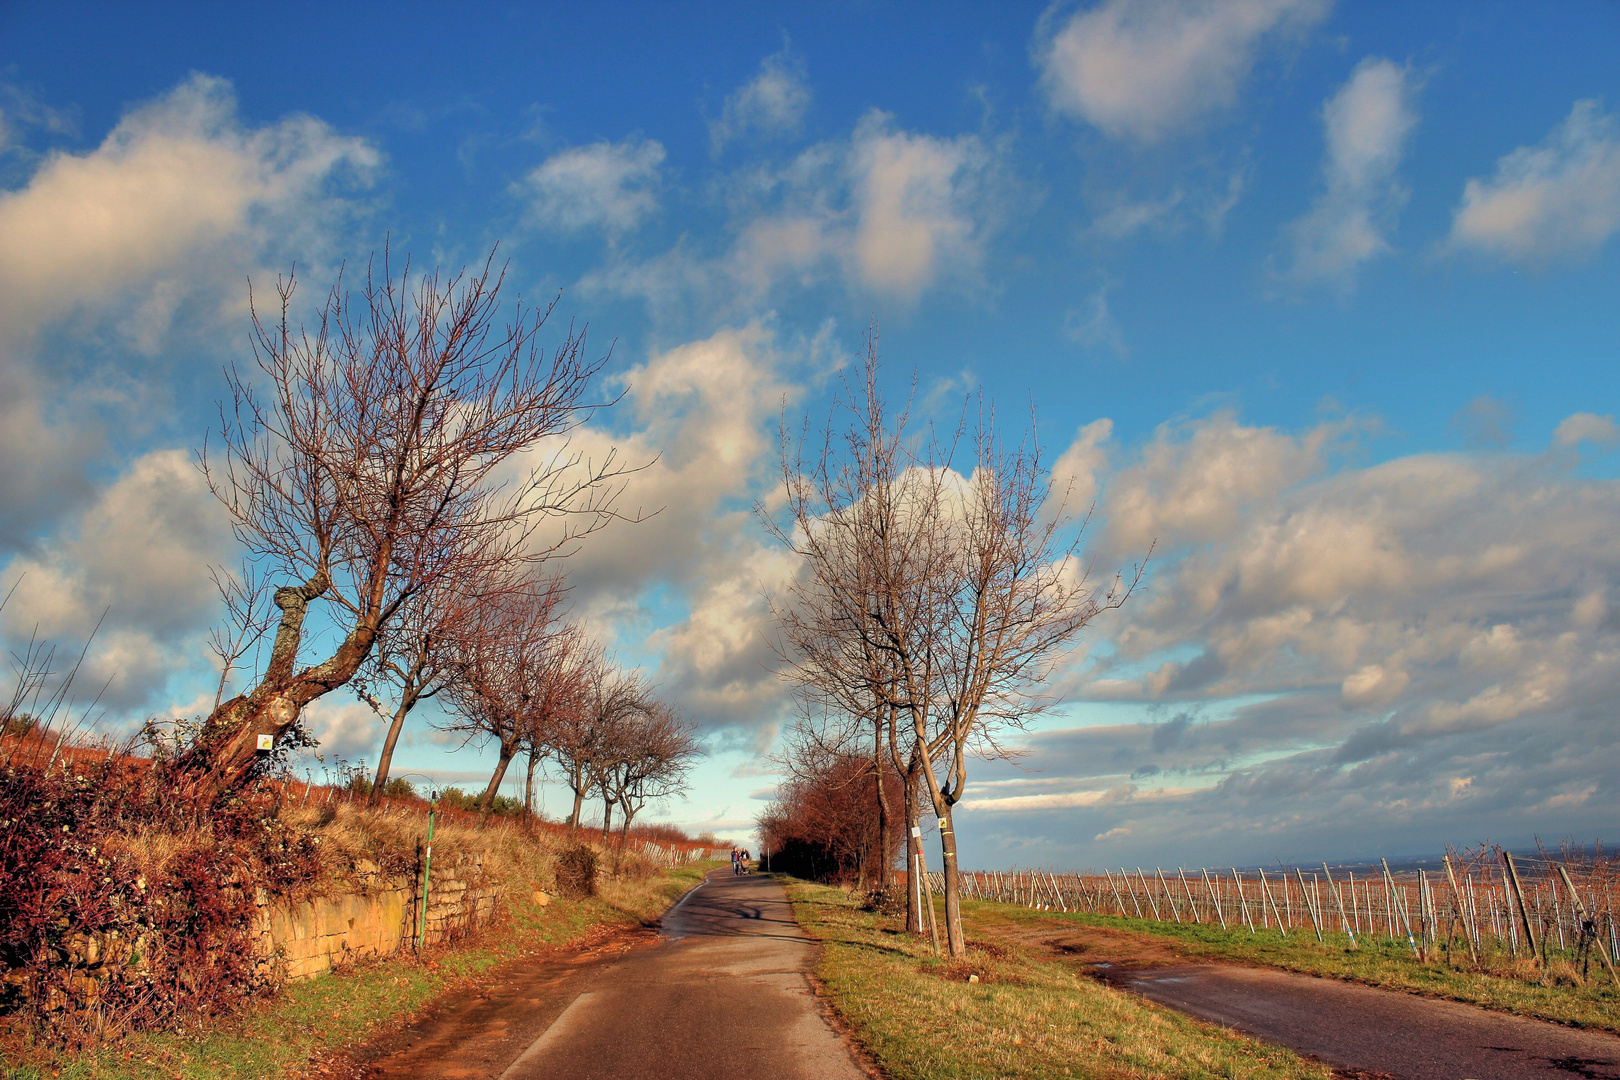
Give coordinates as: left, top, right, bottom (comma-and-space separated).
1202, 869, 1227, 930
1257, 869, 1286, 935
1232, 869, 1256, 932
1323, 863, 1356, 949
1502, 850, 1540, 967
1555, 863, 1620, 991
1442, 856, 1478, 967
1296, 868, 1324, 942
1382, 858, 1422, 959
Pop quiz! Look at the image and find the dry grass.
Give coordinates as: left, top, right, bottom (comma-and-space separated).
786, 880, 1332, 1080
276, 800, 557, 890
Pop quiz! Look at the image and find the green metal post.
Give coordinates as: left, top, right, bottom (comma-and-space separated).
418, 797, 437, 949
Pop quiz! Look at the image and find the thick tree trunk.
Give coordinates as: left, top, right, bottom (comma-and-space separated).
936, 801, 965, 957
601, 794, 614, 839
370, 648, 428, 804
872, 718, 893, 890
903, 772, 922, 936
182, 570, 379, 796
568, 784, 586, 829
369, 695, 414, 805
524, 749, 541, 815
479, 740, 517, 814
618, 799, 639, 845
917, 739, 967, 957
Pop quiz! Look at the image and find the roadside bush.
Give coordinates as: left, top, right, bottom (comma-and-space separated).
863, 885, 906, 916
555, 843, 597, 899
0, 747, 321, 1047
434, 786, 523, 816
341, 775, 418, 800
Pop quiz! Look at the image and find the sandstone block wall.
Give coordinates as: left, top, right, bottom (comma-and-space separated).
254, 854, 503, 980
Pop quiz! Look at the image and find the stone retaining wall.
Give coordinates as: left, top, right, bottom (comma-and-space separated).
255, 853, 506, 980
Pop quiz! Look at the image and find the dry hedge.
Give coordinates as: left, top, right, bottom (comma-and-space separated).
554, 842, 598, 899
0, 753, 321, 1047
0, 754, 576, 1048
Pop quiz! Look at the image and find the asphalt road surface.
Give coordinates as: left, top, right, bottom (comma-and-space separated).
1107, 962, 1620, 1079
357, 869, 867, 1080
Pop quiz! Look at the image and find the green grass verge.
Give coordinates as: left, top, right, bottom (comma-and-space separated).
785, 880, 1333, 1080
976, 901, 1620, 1034
1, 861, 719, 1080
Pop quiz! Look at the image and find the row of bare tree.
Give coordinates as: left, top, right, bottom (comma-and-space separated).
356, 569, 701, 831
171, 247, 700, 828
757, 747, 903, 887
760, 340, 1145, 957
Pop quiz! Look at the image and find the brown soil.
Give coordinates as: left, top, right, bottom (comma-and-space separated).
977, 912, 1202, 971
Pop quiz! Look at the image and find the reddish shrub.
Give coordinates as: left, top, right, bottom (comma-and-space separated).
0, 748, 320, 1047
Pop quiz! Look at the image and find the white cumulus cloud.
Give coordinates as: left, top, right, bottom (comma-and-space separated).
517, 136, 665, 234
956, 412, 1620, 866
846, 111, 990, 299
1035, 0, 1330, 142
0, 74, 379, 549
1082, 412, 1616, 763
0, 73, 378, 346
1447, 99, 1620, 266
589, 112, 998, 314
300, 697, 384, 764
509, 323, 808, 736
710, 51, 812, 153
1554, 411, 1620, 448
1279, 57, 1418, 287
1, 449, 234, 712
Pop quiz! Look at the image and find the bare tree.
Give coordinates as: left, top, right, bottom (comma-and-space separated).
351, 573, 475, 803
550, 651, 652, 830
516, 626, 594, 816
762, 342, 953, 935
910, 411, 1143, 956
602, 701, 703, 843
440, 575, 575, 814
764, 342, 1145, 957
183, 247, 633, 793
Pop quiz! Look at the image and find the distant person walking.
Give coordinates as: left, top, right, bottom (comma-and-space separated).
731, 847, 741, 875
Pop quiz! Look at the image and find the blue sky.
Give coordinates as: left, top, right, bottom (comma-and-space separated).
2, 1, 1618, 868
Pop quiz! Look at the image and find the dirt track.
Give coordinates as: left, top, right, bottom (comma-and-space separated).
1020, 921, 1620, 1080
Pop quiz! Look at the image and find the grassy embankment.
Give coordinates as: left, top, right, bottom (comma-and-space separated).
974, 902, 1620, 1033
1, 860, 719, 1080
785, 880, 1333, 1080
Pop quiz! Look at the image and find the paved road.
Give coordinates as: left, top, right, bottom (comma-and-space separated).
358, 869, 867, 1080
1107, 963, 1620, 1079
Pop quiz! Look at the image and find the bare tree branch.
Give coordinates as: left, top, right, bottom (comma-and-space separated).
760, 335, 1148, 956
181, 244, 639, 794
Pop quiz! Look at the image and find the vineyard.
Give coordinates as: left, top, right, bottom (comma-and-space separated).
928, 847, 1619, 981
